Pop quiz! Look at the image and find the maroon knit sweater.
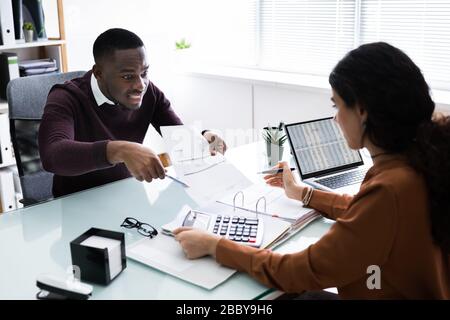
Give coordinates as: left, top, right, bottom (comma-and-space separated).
38, 71, 182, 197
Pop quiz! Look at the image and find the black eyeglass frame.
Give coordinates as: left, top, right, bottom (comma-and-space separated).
120, 217, 158, 238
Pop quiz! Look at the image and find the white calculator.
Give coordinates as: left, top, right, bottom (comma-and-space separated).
183, 210, 264, 248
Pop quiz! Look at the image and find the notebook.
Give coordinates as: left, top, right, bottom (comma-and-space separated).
216, 183, 317, 222
284, 117, 368, 195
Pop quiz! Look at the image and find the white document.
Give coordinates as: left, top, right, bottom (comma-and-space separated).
217, 183, 314, 221
175, 154, 226, 177
127, 234, 236, 290
160, 204, 193, 235
160, 124, 253, 205
0, 168, 16, 212
15, 192, 23, 209
0, 0, 16, 45
161, 125, 209, 162
183, 161, 252, 206
81, 235, 122, 280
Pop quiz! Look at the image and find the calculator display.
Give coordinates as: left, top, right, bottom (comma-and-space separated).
182, 211, 210, 230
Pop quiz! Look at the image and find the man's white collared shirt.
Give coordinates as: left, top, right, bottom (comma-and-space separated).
91, 73, 116, 107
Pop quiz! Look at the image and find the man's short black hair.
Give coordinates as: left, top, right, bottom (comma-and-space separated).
93, 28, 144, 63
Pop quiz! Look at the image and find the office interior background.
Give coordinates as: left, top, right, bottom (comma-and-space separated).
1, 0, 450, 300
46, 0, 450, 151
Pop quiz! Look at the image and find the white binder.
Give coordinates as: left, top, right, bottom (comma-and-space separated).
0, 168, 16, 212
0, 113, 14, 166
0, 0, 16, 45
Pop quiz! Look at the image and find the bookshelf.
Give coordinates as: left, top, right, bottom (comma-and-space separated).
0, 0, 68, 113
0, 38, 65, 50
0, 0, 67, 212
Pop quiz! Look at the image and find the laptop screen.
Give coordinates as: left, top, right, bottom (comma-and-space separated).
285, 117, 363, 180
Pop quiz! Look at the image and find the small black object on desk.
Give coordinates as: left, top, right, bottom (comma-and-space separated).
70, 227, 126, 285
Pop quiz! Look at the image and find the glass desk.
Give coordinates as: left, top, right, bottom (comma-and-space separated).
0, 142, 333, 299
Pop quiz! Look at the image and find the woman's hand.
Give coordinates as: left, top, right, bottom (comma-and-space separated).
173, 227, 221, 259
264, 161, 305, 201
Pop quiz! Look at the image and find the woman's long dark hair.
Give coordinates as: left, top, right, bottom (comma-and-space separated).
329, 42, 450, 253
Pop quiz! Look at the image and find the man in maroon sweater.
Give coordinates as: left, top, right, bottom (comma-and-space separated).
39, 28, 226, 197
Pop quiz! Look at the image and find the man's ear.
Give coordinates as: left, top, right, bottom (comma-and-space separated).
92, 64, 102, 80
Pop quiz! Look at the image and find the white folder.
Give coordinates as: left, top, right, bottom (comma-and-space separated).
0, 0, 16, 45
15, 192, 23, 209
0, 168, 16, 212
0, 113, 14, 166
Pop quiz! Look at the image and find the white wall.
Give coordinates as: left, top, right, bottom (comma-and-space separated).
158, 75, 253, 144
254, 84, 333, 129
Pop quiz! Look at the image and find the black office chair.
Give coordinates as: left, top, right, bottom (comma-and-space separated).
6, 71, 85, 205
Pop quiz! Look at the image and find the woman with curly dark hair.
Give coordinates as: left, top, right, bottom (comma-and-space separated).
174, 42, 450, 299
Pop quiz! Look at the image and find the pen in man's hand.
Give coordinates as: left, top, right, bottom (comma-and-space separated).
257, 167, 296, 174
166, 174, 190, 188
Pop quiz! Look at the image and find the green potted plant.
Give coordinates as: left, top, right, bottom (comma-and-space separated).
23, 22, 34, 43
175, 38, 191, 50
262, 122, 287, 165
173, 38, 193, 66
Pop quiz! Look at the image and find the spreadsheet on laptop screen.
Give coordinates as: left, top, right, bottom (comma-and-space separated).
287, 118, 361, 175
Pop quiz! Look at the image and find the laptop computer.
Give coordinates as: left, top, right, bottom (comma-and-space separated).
284, 117, 369, 195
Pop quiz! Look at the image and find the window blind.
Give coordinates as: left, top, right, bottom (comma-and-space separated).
259, 0, 356, 76
189, 0, 450, 90
360, 0, 450, 90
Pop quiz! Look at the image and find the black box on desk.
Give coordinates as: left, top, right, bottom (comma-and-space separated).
70, 228, 126, 285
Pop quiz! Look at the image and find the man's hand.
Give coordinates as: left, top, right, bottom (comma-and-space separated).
203, 131, 227, 155
173, 227, 221, 259
106, 141, 165, 182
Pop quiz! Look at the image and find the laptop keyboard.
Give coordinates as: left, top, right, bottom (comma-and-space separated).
316, 169, 367, 189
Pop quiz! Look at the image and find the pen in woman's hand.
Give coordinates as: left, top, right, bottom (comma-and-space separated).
257, 167, 296, 174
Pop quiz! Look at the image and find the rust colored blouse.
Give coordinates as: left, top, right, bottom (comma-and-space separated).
216, 156, 450, 299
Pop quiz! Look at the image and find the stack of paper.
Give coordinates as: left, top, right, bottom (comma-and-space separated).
81, 235, 122, 280
19, 58, 58, 76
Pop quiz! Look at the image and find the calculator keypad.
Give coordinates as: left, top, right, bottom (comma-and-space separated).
212, 215, 260, 245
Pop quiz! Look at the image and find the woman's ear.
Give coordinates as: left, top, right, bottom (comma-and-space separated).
358, 104, 368, 125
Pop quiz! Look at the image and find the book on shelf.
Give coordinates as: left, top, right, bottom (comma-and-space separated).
12, 0, 24, 41
0, 0, 16, 46
0, 52, 20, 100
0, 168, 16, 213
0, 112, 15, 167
